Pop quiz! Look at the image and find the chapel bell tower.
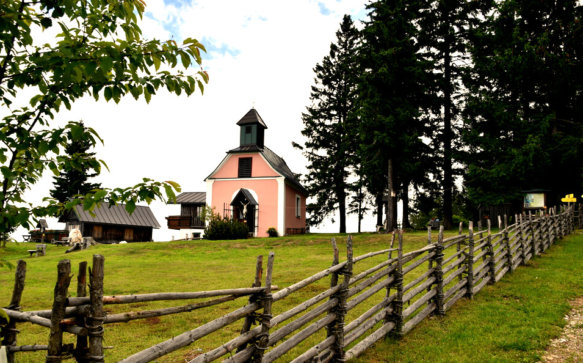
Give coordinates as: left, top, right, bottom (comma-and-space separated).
237, 108, 267, 148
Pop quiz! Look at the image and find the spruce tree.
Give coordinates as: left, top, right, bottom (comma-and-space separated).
50, 123, 102, 204
357, 0, 430, 231
294, 15, 360, 233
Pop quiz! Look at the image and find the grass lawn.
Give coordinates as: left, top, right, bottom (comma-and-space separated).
0, 230, 581, 362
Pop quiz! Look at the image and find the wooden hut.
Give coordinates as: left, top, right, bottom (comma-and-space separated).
60, 203, 160, 243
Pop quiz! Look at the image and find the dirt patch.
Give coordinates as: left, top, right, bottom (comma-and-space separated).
541, 297, 583, 362
144, 317, 161, 325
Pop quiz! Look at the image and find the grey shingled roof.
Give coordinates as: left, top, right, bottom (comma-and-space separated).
170, 192, 206, 204
72, 204, 161, 228
236, 109, 268, 128
261, 146, 307, 195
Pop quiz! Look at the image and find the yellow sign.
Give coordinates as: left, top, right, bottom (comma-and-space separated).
561, 194, 576, 203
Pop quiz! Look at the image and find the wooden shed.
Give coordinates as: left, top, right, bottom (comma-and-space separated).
60, 203, 160, 243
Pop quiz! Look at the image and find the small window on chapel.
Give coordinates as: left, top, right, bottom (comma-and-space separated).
245, 126, 252, 134
238, 157, 252, 178
295, 195, 301, 218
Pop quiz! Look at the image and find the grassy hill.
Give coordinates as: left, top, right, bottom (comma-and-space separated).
1, 231, 581, 362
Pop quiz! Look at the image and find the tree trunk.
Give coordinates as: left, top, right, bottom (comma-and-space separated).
338, 187, 346, 234
374, 192, 384, 228
442, 9, 454, 230
386, 158, 397, 232
402, 182, 412, 229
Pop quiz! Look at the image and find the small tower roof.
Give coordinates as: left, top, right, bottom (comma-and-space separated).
236, 108, 268, 128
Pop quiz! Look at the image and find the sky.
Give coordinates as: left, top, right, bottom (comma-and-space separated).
14, 0, 396, 241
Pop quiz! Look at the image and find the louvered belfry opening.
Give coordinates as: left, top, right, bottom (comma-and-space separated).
238, 157, 252, 178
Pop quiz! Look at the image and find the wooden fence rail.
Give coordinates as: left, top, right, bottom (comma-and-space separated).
1, 207, 576, 362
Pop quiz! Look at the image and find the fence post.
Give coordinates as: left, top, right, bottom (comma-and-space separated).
465, 222, 474, 299
329, 236, 353, 361
529, 211, 538, 257
518, 214, 528, 264
47, 260, 72, 363
433, 226, 445, 315
326, 238, 340, 341
237, 255, 263, 353
385, 232, 397, 305
503, 215, 513, 273
389, 231, 404, 338
74, 261, 89, 362
546, 212, 553, 250
251, 252, 274, 362
426, 227, 433, 293
88, 255, 105, 363
487, 219, 496, 284
2, 260, 26, 363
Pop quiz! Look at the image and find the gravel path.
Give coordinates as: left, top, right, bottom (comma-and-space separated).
541, 297, 583, 362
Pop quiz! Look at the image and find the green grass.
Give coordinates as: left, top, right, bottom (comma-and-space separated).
0, 231, 580, 362
356, 231, 583, 363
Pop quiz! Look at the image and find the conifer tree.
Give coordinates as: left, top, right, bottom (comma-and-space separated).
294, 15, 360, 233
357, 0, 430, 231
50, 123, 102, 204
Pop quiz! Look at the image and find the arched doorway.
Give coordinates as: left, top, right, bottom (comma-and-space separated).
230, 189, 258, 235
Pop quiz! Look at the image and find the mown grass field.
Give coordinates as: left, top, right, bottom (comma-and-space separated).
1, 230, 581, 362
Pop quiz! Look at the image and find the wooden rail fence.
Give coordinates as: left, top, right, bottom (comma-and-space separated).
1, 206, 577, 362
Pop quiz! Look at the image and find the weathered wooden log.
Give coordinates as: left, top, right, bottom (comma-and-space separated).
387, 231, 404, 339
345, 299, 390, 334
88, 255, 105, 363
251, 252, 274, 362
495, 267, 509, 283
268, 298, 338, 347
444, 287, 465, 311
347, 264, 393, 299
344, 321, 395, 361
236, 255, 263, 353
347, 277, 395, 312
2, 259, 26, 363
444, 278, 467, 300
472, 261, 489, 277
325, 238, 340, 344
443, 248, 465, 266
272, 285, 340, 328
344, 306, 392, 346
104, 295, 241, 324
189, 328, 260, 363
404, 268, 435, 292
402, 251, 436, 276
262, 313, 337, 363
349, 257, 397, 286
402, 303, 435, 334
493, 250, 508, 265
328, 236, 353, 361
75, 261, 89, 362
272, 262, 346, 303
2, 309, 86, 335
443, 267, 465, 286
403, 277, 436, 304
288, 336, 335, 363
7, 344, 48, 352
473, 249, 488, 263
17, 305, 90, 319
403, 288, 437, 319
465, 221, 475, 298
67, 287, 271, 306
353, 247, 399, 264
443, 256, 465, 275
472, 276, 490, 295
47, 259, 72, 363
121, 302, 261, 363
433, 226, 445, 315
443, 235, 466, 249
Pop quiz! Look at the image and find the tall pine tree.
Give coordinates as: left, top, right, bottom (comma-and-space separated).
50, 122, 102, 204
357, 0, 430, 231
294, 15, 360, 233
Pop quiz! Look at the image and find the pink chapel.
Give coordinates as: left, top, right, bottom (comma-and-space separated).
167, 109, 307, 237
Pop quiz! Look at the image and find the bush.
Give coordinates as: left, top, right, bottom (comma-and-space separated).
267, 227, 278, 237
204, 214, 249, 240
